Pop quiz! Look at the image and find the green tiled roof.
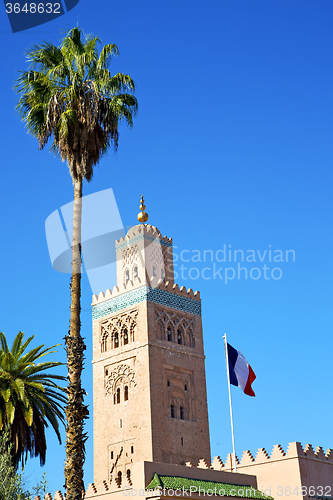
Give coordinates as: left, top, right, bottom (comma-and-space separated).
146, 474, 273, 500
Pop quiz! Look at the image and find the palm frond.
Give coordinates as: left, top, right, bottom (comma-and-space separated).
0, 332, 65, 467
97, 43, 119, 71
0, 333, 10, 354
15, 26, 137, 183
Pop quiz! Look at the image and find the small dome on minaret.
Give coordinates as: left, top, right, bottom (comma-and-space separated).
137, 195, 149, 224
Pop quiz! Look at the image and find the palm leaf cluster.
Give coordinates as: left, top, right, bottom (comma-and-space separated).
15, 27, 138, 498
15, 27, 138, 182
0, 332, 66, 468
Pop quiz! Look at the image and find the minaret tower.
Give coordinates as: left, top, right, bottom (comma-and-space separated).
91, 197, 211, 485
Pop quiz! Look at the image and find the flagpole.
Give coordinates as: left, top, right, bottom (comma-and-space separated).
223, 333, 237, 473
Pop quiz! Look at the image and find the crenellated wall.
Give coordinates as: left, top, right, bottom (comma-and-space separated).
208, 442, 333, 500
31, 443, 333, 500
92, 279, 201, 306
31, 459, 257, 500
209, 442, 333, 470
92, 280, 201, 325
115, 223, 172, 247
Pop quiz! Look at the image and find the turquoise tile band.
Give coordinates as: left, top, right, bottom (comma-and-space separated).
92, 285, 201, 319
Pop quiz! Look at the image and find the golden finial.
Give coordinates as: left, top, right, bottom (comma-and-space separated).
137, 195, 149, 224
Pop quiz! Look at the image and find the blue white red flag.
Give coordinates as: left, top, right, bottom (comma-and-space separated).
227, 343, 256, 397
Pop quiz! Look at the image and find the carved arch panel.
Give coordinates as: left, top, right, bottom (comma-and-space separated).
105, 363, 137, 399
155, 310, 196, 348
99, 310, 138, 352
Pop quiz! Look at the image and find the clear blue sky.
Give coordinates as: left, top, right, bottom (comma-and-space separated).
1, 0, 333, 495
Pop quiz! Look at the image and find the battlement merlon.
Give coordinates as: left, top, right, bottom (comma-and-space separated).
180, 442, 333, 471
207, 442, 333, 470
115, 223, 172, 247
92, 279, 200, 305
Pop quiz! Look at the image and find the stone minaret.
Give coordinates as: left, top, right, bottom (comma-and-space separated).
91, 197, 211, 485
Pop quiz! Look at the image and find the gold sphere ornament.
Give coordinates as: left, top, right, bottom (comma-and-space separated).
137, 195, 149, 224
138, 211, 149, 223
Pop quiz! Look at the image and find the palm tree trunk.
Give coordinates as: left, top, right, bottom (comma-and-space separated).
64, 178, 89, 500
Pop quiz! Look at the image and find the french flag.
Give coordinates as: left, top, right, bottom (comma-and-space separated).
227, 343, 256, 397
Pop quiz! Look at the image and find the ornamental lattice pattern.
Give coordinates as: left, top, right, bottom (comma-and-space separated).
105, 363, 137, 396
122, 245, 138, 268
155, 309, 196, 347
100, 309, 138, 352
149, 242, 164, 267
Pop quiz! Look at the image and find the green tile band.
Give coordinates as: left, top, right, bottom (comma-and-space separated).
92, 285, 201, 319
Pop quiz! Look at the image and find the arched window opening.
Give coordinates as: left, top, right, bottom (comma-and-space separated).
125, 269, 130, 283
127, 469, 131, 480
153, 266, 157, 277
167, 327, 172, 342
184, 384, 187, 392
133, 266, 138, 279
181, 437, 184, 446
101, 335, 108, 353
177, 329, 183, 345
180, 406, 184, 420
167, 380, 170, 387
124, 385, 129, 401
131, 324, 136, 342
131, 446, 134, 454
117, 387, 121, 404
117, 471, 122, 486
123, 328, 128, 345
114, 332, 119, 348
157, 322, 164, 340
171, 404, 175, 418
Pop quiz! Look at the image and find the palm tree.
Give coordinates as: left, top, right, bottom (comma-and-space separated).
15, 27, 138, 499
0, 331, 66, 469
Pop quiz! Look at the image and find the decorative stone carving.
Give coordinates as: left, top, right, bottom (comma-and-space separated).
122, 245, 139, 267
100, 310, 138, 352
105, 364, 137, 395
155, 309, 196, 347
149, 242, 164, 267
